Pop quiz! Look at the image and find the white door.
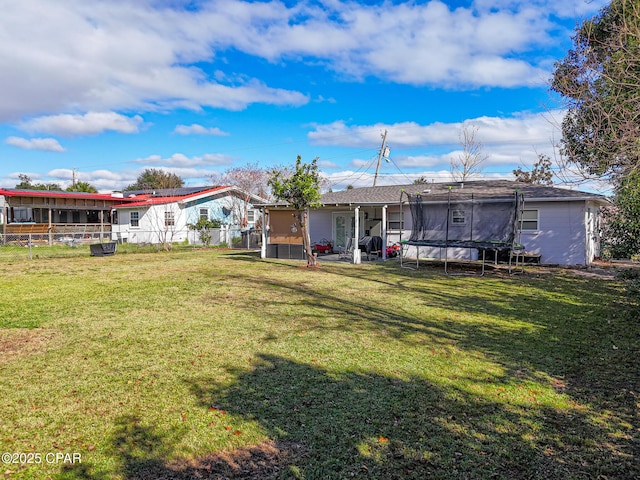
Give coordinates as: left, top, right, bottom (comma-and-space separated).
332, 212, 364, 252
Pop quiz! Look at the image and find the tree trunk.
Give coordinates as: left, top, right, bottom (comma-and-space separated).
300, 209, 317, 267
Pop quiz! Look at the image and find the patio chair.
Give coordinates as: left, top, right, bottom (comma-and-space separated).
338, 237, 354, 260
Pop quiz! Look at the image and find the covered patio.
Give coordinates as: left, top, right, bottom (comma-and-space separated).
0, 188, 132, 245
259, 201, 399, 264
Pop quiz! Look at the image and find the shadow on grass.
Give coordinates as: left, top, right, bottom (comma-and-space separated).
61, 256, 638, 479
259, 260, 638, 391
219, 257, 639, 471
59, 413, 305, 480
187, 353, 636, 479
59, 351, 637, 479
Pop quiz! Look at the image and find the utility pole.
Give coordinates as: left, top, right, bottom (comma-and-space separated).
373, 129, 389, 187
71, 168, 76, 187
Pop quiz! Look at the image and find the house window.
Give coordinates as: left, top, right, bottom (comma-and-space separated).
130, 211, 139, 227
165, 211, 175, 227
247, 209, 255, 223
520, 209, 539, 230
199, 208, 208, 221
387, 212, 404, 230
451, 209, 466, 225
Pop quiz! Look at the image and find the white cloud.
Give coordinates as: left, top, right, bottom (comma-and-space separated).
41, 166, 223, 192
173, 124, 229, 136
473, 0, 610, 18
205, 0, 600, 88
309, 110, 563, 149
0, 1, 309, 123
328, 2, 551, 87
310, 110, 567, 180
133, 152, 234, 168
0, 167, 130, 192
0, 0, 606, 124
5, 136, 65, 152
394, 155, 447, 169
317, 159, 339, 169
19, 112, 144, 136
324, 169, 465, 191
3, 163, 243, 192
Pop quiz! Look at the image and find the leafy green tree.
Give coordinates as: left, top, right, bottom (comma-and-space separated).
602, 170, 640, 259
125, 168, 184, 191
66, 181, 98, 193
15, 174, 33, 189
512, 154, 554, 185
14, 173, 61, 191
413, 176, 429, 185
552, 0, 640, 258
551, 0, 640, 183
269, 156, 322, 267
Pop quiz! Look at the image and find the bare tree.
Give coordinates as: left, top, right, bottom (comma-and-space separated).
143, 198, 182, 251
209, 163, 270, 228
450, 123, 488, 182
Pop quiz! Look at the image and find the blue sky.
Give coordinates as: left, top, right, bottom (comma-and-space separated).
0, 0, 610, 193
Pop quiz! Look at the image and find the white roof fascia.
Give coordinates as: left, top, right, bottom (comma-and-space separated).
525, 196, 610, 205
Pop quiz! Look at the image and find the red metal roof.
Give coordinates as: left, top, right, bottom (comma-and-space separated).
112, 186, 231, 208
0, 188, 134, 202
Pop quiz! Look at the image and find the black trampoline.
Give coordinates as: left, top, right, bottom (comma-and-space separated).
400, 187, 525, 275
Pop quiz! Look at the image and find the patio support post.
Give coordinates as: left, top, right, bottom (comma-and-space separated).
382, 204, 387, 260
48, 208, 53, 246
100, 210, 104, 242
353, 206, 361, 264
2, 204, 7, 244
260, 209, 267, 259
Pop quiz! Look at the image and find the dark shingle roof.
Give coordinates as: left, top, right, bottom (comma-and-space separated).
319, 180, 608, 206
124, 186, 215, 198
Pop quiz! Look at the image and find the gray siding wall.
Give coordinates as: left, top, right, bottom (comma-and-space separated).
307, 200, 595, 265
520, 201, 586, 265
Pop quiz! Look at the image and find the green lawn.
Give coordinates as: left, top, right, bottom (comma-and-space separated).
0, 250, 638, 479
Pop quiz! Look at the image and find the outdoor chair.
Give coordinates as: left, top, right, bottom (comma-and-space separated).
338, 237, 354, 260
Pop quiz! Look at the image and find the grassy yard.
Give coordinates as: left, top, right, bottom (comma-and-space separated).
0, 250, 638, 479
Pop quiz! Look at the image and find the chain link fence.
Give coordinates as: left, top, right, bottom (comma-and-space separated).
0, 227, 262, 261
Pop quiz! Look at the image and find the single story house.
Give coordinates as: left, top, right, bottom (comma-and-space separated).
258, 180, 609, 266
0, 188, 131, 243
111, 186, 265, 246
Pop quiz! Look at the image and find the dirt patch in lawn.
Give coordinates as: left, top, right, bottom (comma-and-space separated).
135, 440, 307, 479
517, 260, 640, 280
0, 328, 58, 363
562, 259, 640, 280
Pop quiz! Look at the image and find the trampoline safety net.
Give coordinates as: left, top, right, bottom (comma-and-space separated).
403, 190, 523, 251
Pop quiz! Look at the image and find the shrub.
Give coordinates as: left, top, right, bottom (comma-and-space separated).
188, 218, 222, 247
